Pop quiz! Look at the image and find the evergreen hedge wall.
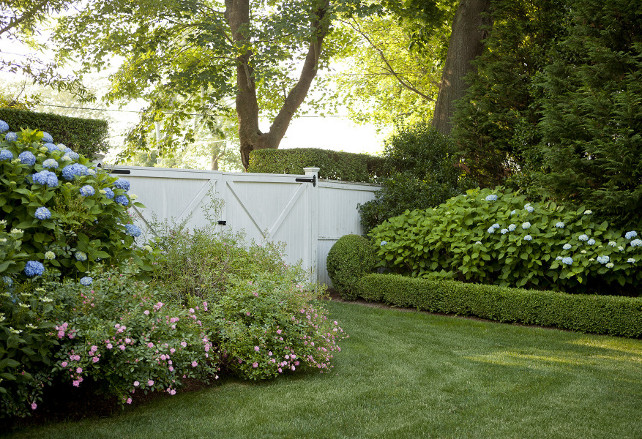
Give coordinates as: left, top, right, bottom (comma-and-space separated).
248, 148, 386, 183
0, 108, 109, 159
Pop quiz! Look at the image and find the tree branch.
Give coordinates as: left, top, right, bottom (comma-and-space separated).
0, 0, 51, 37
339, 18, 434, 102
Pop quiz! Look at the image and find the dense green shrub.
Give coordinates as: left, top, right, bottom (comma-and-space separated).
248, 148, 386, 182
0, 280, 59, 418
0, 108, 109, 159
359, 122, 474, 233
326, 235, 378, 300
356, 274, 642, 338
0, 121, 145, 281
147, 214, 347, 381
370, 188, 642, 295
528, 0, 642, 229
452, 0, 641, 230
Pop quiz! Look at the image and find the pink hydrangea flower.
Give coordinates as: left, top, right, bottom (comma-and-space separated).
254, 346, 260, 352
134, 381, 140, 387
252, 362, 258, 368
191, 361, 198, 367
147, 380, 154, 386
31, 402, 37, 410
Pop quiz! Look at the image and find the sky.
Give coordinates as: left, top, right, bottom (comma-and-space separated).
1, 34, 389, 161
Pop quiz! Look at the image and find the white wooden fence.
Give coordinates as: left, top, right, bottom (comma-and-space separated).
110, 166, 379, 285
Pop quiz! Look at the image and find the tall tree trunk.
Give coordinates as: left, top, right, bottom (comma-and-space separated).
225, 0, 330, 169
432, 0, 490, 135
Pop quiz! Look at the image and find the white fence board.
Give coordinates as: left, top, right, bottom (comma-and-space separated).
111, 166, 379, 285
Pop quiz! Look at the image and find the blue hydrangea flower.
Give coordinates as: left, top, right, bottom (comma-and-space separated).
510, 210, 517, 216
115, 195, 129, 206
628, 258, 636, 263
0, 149, 13, 161
524, 235, 532, 241
596, 255, 609, 264
74, 251, 87, 262
524, 204, 534, 213
561, 257, 573, 265
18, 151, 36, 166
0, 120, 8, 132
80, 185, 95, 197
508, 224, 516, 232
79, 276, 93, 286
522, 222, 531, 229
63, 148, 79, 160
113, 178, 131, 191
500, 228, 508, 234
5, 132, 17, 142
125, 224, 142, 237
32, 170, 59, 187
2, 276, 13, 286
587, 239, 596, 245
34, 207, 51, 220
578, 234, 589, 242
555, 222, 565, 228
380, 241, 387, 246
44, 142, 58, 152
24, 261, 44, 277
41, 132, 53, 143
625, 231, 638, 240
103, 187, 115, 199
563, 243, 572, 250
487, 226, 496, 234
556, 256, 563, 260
608, 241, 617, 247
631, 239, 642, 247
42, 158, 59, 169
61, 163, 89, 181
485, 194, 497, 201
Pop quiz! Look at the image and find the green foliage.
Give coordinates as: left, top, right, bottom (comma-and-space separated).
0, 282, 59, 419
528, 0, 642, 229
0, 108, 108, 159
451, 0, 565, 188
356, 273, 642, 338
370, 188, 642, 295
146, 213, 347, 381
326, 235, 378, 300
0, 122, 144, 282
452, 0, 641, 230
248, 148, 386, 182
359, 122, 474, 233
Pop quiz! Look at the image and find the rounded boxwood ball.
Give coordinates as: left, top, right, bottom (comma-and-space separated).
326, 234, 378, 300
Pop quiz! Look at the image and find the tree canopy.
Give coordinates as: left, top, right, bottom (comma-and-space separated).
48, 0, 373, 168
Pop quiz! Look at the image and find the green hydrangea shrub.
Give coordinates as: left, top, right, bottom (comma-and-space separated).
326, 234, 378, 300
370, 188, 642, 295
0, 121, 144, 282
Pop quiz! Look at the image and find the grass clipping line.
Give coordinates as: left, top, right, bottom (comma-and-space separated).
356, 274, 642, 338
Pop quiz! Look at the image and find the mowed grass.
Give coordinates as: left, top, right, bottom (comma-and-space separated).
6, 300, 642, 439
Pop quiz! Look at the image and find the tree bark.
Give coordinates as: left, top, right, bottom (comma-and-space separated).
225, 0, 330, 169
432, 0, 490, 135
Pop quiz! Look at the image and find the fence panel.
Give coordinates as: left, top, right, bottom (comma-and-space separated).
111, 166, 379, 284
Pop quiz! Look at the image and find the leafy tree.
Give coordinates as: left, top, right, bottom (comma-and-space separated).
332, 0, 455, 127
50, 0, 369, 168
0, 0, 87, 96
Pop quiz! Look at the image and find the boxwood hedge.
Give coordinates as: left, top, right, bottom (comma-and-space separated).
356, 273, 642, 338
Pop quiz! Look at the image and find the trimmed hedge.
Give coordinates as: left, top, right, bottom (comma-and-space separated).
248, 148, 386, 183
0, 108, 109, 159
356, 273, 642, 338
326, 235, 378, 300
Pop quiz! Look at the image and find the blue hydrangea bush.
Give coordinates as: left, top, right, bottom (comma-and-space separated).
370, 188, 641, 295
0, 121, 144, 281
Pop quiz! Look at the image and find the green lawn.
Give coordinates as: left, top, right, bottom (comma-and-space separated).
6, 300, 642, 439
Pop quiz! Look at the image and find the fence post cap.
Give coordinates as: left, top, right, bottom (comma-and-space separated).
303, 167, 320, 176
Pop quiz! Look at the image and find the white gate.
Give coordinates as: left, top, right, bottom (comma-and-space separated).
111, 166, 378, 284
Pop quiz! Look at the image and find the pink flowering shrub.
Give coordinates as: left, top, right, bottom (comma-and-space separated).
209, 272, 346, 380
47, 267, 219, 406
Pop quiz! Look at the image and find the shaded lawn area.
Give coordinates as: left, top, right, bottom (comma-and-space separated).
6, 300, 642, 439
